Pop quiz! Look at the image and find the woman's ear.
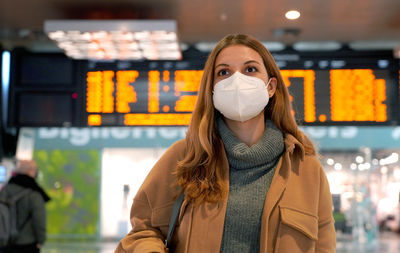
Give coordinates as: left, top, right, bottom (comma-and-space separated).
267, 77, 278, 98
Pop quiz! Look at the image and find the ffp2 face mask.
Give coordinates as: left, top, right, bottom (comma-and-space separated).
213, 71, 271, 122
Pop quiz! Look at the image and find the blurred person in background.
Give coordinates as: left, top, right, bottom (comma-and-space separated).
115, 34, 336, 253
2, 160, 50, 253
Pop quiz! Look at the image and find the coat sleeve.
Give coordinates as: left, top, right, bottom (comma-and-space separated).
316, 167, 336, 252
115, 196, 167, 253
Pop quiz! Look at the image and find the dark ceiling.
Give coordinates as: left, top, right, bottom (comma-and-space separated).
1, 0, 400, 51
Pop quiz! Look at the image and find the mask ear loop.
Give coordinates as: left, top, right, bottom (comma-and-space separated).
266, 78, 272, 97
266, 78, 272, 88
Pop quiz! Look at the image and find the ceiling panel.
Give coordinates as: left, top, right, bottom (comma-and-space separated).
0, 0, 399, 49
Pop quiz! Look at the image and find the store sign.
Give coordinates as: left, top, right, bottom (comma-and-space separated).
301, 126, 400, 149
35, 127, 187, 149
31, 126, 400, 150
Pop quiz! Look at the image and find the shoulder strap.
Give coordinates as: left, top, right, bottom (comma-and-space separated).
165, 193, 185, 250
10, 188, 32, 204
0, 186, 31, 205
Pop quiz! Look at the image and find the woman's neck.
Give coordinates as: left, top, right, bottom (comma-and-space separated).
223, 113, 265, 147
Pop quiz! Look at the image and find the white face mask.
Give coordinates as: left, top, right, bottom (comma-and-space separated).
213, 71, 271, 122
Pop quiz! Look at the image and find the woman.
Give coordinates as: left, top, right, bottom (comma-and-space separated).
115, 34, 336, 253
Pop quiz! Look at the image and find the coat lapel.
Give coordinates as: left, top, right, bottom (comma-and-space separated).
259, 133, 305, 252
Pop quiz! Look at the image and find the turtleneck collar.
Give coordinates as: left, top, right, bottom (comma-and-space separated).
217, 117, 285, 170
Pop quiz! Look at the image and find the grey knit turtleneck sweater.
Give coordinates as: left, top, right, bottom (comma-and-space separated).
218, 117, 284, 253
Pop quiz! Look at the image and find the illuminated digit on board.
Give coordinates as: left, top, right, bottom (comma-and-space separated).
174, 70, 203, 112
116, 71, 139, 113
281, 70, 316, 122
148, 71, 160, 113
102, 71, 115, 113
86, 71, 102, 113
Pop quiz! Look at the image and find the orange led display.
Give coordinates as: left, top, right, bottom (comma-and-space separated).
163, 70, 170, 82
124, 113, 192, 125
86, 69, 392, 126
174, 70, 203, 92
86, 71, 102, 113
375, 79, 387, 122
148, 71, 160, 113
330, 69, 387, 122
174, 96, 198, 112
102, 71, 115, 113
281, 70, 316, 122
88, 114, 102, 126
116, 71, 139, 113
86, 71, 115, 113
174, 70, 203, 112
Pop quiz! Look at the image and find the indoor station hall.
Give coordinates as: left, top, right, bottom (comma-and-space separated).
1, 1, 400, 253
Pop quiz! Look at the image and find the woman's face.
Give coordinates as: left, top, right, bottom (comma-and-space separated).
213, 45, 271, 86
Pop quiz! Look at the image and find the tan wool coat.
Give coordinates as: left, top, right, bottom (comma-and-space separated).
115, 134, 336, 253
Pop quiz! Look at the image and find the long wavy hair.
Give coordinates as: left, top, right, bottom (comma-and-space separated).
175, 34, 316, 204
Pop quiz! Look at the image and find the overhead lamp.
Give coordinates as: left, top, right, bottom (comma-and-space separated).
293, 41, 341, 51
349, 40, 400, 51
285, 10, 300, 20
44, 20, 182, 60
195, 42, 218, 52
261, 42, 285, 51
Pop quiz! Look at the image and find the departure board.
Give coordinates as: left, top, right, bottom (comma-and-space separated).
86, 70, 202, 125
84, 67, 398, 126
7, 48, 400, 127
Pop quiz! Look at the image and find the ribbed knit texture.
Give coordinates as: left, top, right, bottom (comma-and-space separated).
218, 117, 284, 253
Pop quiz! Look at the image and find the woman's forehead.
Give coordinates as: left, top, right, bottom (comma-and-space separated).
215, 45, 263, 66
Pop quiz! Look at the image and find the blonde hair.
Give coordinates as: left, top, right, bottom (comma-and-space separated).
175, 34, 316, 204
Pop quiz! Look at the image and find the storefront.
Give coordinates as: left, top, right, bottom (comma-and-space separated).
2, 125, 400, 241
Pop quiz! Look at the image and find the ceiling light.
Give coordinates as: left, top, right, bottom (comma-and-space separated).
44, 20, 182, 60
349, 40, 400, 50
285, 10, 301, 20
261, 42, 285, 51
195, 42, 218, 52
293, 41, 341, 51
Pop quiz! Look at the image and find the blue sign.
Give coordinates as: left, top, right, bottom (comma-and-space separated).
31, 126, 400, 150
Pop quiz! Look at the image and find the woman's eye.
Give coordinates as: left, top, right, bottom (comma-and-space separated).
246, 66, 258, 73
217, 69, 229, 76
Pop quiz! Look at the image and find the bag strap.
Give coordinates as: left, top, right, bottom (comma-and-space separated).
0, 186, 31, 206
10, 188, 32, 204
165, 193, 184, 250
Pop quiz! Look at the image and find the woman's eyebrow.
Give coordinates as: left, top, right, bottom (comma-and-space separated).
215, 63, 229, 69
244, 60, 261, 65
